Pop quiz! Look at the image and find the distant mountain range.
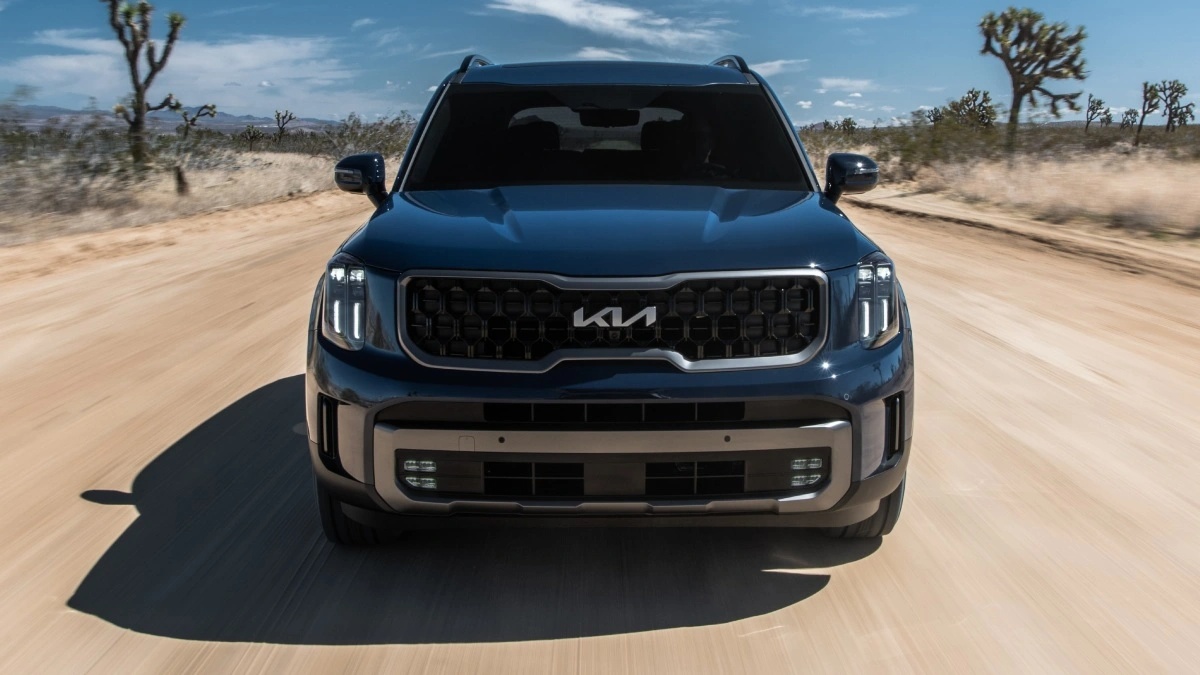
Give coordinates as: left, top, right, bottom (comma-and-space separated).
5, 104, 336, 133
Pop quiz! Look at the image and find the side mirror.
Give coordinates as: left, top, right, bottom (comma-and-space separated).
334, 153, 388, 208
824, 153, 879, 204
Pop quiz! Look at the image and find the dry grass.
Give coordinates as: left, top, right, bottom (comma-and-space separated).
0, 152, 333, 246
911, 150, 1200, 238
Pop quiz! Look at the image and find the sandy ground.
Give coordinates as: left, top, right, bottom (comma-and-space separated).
0, 191, 1198, 673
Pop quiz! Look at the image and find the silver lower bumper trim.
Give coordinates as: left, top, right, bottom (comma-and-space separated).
371, 421, 853, 516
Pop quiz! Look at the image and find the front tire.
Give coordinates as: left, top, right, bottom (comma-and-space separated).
316, 481, 389, 546
823, 476, 905, 539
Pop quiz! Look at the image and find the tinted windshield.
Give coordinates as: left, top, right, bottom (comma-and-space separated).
405, 85, 811, 191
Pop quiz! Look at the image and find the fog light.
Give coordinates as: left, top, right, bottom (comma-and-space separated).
405, 476, 437, 489
403, 460, 437, 473
791, 473, 822, 487
791, 458, 823, 470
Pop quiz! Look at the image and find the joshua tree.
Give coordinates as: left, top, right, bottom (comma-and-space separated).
1120, 108, 1139, 130
1171, 102, 1196, 130
837, 117, 858, 133
923, 106, 945, 125
1084, 94, 1106, 133
101, 0, 201, 167
980, 7, 1087, 149
170, 104, 216, 196
239, 125, 266, 151
944, 89, 998, 128
274, 109, 297, 142
1159, 80, 1195, 132
1135, 82, 1161, 146
177, 104, 217, 141
1099, 108, 1113, 127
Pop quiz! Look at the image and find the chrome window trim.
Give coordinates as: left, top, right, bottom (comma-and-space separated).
397, 268, 829, 373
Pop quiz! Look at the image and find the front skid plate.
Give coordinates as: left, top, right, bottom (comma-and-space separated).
372, 421, 852, 516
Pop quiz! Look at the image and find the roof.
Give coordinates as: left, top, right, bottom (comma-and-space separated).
457, 61, 755, 86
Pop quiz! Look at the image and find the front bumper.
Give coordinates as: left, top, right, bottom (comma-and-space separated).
307, 304, 914, 527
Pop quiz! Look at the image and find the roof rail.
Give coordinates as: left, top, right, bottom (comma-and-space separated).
457, 54, 494, 73
709, 55, 751, 74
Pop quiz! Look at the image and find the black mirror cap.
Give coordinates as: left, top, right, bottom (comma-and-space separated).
825, 153, 879, 203
334, 153, 388, 208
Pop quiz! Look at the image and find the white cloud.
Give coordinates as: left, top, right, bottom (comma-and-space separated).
351, 18, 377, 29
749, 59, 809, 77
419, 46, 479, 60
371, 28, 406, 48
796, 100, 813, 109
30, 29, 122, 55
833, 100, 864, 109
427, 85, 439, 92
206, 4, 275, 17
799, 6, 914, 20
575, 47, 633, 60
880, 105, 895, 112
487, 0, 729, 50
819, 77, 874, 92
848, 92, 862, 98
815, 88, 827, 94
0, 29, 420, 119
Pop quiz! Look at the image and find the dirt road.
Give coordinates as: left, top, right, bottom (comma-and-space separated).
0, 192, 1197, 673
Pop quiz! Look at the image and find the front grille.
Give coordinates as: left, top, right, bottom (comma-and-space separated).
402, 271, 824, 369
394, 449, 832, 500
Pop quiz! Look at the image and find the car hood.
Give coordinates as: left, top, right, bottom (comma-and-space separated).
341, 185, 878, 276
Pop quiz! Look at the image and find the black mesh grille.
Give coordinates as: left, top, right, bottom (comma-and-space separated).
404, 274, 822, 362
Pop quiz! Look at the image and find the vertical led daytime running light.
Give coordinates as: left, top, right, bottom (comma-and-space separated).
322, 255, 368, 350
857, 255, 898, 347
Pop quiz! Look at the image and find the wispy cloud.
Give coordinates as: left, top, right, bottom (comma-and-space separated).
749, 58, 809, 77
798, 6, 914, 20
418, 46, 479, 60
487, 0, 730, 50
848, 92, 862, 97
351, 18, 377, 29
819, 77, 875, 92
796, 100, 813, 109
371, 28, 406, 48
206, 4, 275, 17
833, 99, 864, 109
575, 46, 633, 60
0, 29, 418, 119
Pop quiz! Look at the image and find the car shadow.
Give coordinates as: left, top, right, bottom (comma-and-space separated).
69, 375, 880, 645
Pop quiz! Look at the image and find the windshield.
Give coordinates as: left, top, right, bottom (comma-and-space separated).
405, 85, 811, 191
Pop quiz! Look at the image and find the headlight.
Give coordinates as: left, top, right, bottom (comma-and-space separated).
857, 252, 899, 348
321, 253, 367, 350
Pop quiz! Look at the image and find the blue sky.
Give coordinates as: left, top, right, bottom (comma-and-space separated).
1, 0, 1197, 124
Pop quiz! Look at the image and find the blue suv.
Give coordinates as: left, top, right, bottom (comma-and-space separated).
309, 55, 913, 545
